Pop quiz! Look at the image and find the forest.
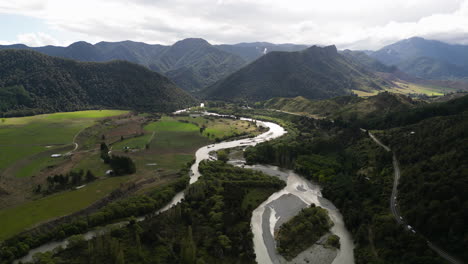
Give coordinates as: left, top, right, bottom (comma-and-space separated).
243, 111, 449, 263
276, 204, 334, 260
21, 161, 284, 264
379, 113, 468, 261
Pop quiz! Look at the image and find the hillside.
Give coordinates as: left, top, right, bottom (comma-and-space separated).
151, 38, 246, 91
202, 45, 392, 102
343, 49, 468, 94
0, 50, 196, 116
265, 92, 421, 120
379, 113, 468, 262
370, 37, 468, 81
0, 39, 247, 92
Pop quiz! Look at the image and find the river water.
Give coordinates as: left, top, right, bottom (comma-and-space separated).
14, 111, 354, 264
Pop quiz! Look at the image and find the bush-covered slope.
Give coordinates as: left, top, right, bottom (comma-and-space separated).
0, 50, 196, 116
265, 92, 421, 121
202, 45, 392, 102
379, 113, 468, 262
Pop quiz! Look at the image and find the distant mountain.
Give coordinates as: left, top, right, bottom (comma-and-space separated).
0, 38, 246, 92
341, 49, 397, 73
0, 50, 196, 116
202, 45, 392, 101
369, 37, 468, 81
215, 42, 309, 62
149, 38, 246, 91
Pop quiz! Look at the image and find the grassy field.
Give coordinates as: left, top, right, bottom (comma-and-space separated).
72, 152, 111, 177
0, 175, 130, 240
0, 110, 128, 177
353, 81, 456, 97
113, 115, 261, 176
0, 113, 260, 241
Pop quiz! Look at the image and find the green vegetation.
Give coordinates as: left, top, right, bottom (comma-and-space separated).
362, 93, 468, 129
0, 176, 130, 241
264, 92, 420, 121
379, 113, 468, 261
202, 45, 392, 101
0, 38, 247, 92
370, 37, 468, 81
0, 110, 128, 177
326, 234, 340, 249
109, 155, 136, 176
0, 49, 195, 117
31, 161, 285, 264
0, 174, 190, 263
243, 109, 446, 263
276, 204, 333, 260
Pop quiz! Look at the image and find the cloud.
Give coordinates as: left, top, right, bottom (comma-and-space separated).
1, 0, 468, 49
16, 32, 60, 46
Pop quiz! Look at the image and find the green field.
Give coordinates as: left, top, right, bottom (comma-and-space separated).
0, 110, 128, 177
0, 175, 130, 240
353, 81, 456, 97
113, 115, 260, 175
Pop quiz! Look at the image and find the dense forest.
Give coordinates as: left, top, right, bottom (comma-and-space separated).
0, 50, 196, 117
378, 113, 468, 261
276, 204, 334, 260
243, 112, 447, 263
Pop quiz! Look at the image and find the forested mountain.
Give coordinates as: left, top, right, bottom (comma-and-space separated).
341, 50, 397, 73
369, 37, 468, 81
378, 112, 468, 262
0, 39, 246, 92
265, 92, 422, 120
150, 38, 246, 92
243, 94, 468, 263
0, 50, 196, 116
215, 42, 309, 62
202, 45, 392, 102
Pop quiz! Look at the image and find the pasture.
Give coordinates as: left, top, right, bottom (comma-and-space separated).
0, 110, 128, 178
0, 175, 130, 240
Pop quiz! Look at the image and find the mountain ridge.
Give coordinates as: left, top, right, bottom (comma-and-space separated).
0, 49, 196, 116
202, 45, 392, 101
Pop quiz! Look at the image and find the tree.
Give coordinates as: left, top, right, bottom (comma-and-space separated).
109, 155, 136, 175
86, 170, 96, 182
217, 150, 229, 163
181, 226, 196, 264
100, 143, 110, 163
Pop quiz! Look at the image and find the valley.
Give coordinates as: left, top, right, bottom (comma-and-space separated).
1, 19, 467, 264
0, 110, 263, 246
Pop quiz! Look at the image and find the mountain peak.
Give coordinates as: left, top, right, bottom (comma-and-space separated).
67, 41, 94, 48
173, 38, 211, 48
304, 45, 338, 56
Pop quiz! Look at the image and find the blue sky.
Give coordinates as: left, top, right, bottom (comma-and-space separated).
1, 14, 45, 38
1, 0, 468, 49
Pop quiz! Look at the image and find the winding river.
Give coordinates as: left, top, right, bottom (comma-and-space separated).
14, 111, 354, 264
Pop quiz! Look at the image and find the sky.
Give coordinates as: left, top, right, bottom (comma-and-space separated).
1, 0, 468, 50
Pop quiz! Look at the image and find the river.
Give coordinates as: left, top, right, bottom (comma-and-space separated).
14, 111, 354, 264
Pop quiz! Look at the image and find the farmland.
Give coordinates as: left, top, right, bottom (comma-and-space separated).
0, 111, 262, 241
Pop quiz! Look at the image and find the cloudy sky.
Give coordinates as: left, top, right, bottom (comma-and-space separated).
1, 0, 468, 50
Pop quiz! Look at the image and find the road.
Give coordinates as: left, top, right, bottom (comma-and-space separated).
367, 131, 462, 264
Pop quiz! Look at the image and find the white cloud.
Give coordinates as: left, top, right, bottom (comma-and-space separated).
1, 0, 468, 49
16, 32, 60, 46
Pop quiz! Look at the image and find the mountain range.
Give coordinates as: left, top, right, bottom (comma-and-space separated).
0, 49, 196, 116
369, 37, 468, 81
202, 45, 392, 101
0, 39, 308, 92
